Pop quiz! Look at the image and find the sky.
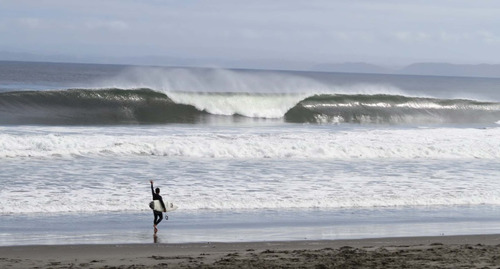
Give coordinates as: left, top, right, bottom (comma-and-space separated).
1, 0, 500, 68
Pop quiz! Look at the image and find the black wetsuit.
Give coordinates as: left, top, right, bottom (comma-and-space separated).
151, 183, 166, 226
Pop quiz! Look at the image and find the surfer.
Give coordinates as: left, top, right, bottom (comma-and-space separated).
150, 180, 166, 234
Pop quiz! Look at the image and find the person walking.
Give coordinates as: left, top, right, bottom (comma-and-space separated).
150, 180, 166, 234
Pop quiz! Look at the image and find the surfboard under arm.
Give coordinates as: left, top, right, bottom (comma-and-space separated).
152, 200, 178, 212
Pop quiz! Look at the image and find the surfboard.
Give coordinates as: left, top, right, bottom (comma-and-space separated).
149, 200, 178, 212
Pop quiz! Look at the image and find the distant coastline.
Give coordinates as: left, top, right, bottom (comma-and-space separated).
310, 62, 500, 78
2, 51, 500, 78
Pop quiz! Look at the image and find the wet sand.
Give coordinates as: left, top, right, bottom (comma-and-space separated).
2, 234, 500, 268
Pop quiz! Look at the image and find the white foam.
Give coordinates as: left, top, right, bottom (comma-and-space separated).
1, 125, 499, 214
0, 126, 499, 159
1, 156, 500, 214
167, 92, 309, 118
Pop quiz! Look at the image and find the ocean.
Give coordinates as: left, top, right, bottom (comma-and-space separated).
1, 61, 500, 246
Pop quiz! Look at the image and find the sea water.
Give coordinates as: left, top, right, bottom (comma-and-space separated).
0, 61, 499, 245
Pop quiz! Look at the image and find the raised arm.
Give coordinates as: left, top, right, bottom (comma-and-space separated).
150, 180, 154, 197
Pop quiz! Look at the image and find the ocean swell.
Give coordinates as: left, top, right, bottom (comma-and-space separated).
0, 88, 205, 124
0, 88, 499, 125
285, 94, 500, 124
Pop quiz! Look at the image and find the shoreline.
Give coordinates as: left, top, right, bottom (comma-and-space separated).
4, 206, 500, 246
2, 234, 500, 268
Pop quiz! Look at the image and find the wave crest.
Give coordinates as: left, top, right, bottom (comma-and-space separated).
1, 88, 499, 125
0, 88, 205, 124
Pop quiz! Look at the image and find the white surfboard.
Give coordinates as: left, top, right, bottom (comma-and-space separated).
150, 200, 178, 212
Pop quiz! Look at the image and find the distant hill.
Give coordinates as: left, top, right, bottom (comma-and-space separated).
310, 62, 500, 78
3, 49, 500, 78
397, 63, 500, 78
309, 62, 394, 74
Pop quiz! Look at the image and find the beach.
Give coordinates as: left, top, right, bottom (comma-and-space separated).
3, 0, 500, 265
2, 235, 500, 268
1, 62, 500, 268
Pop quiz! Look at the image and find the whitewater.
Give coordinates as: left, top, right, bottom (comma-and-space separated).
1, 125, 499, 159
1, 61, 500, 245
1, 123, 500, 215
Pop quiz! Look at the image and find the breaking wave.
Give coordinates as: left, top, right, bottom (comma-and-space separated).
0, 88, 499, 125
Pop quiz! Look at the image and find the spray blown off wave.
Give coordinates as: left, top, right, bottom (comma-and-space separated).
1, 88, 499, 125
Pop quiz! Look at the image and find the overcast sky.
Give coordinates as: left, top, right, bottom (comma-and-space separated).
1, 0, 500, 67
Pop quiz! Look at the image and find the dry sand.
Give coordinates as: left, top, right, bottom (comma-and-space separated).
2, 234, 500, 268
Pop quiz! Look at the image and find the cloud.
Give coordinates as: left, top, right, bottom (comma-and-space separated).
2, 0, 500, 65
393, 31, 432, 43
477, 30, 500, 44
438, 31, 472, 43
84, 20, 129, 31
17, 18, 44, 29
390, 30, 500, 46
